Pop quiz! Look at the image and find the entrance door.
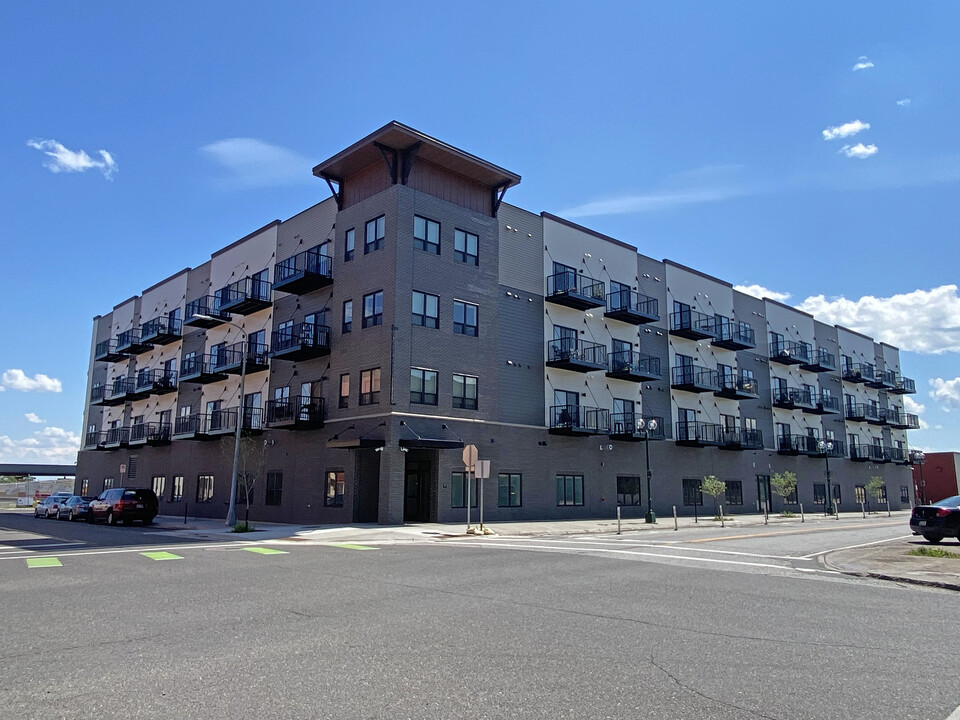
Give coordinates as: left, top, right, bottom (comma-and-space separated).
757, 475, 772, 512
404, 459, 430, 522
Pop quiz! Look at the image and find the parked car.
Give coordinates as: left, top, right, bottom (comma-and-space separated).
33, 495, 61, 518
88, 488, 159, 525
909, 495, 960, 543
57, 496, 94, 521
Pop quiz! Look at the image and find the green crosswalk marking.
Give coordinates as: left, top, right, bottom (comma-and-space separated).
244, 547, 288, 555
329, 543, 378, 551
141, 551, 183, 561
26, 557, 62, 568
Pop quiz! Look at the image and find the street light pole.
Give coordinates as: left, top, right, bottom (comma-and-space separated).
195, 315, 246, 528
913, 451, 926, 505
637, 417, 658, 523
818, 440, 834, 515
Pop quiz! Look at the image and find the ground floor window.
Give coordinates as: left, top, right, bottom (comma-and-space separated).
617, 476, 641, 506
900, 485, 909, 503
854, 485, 865, 503
266, 472, 282, 506
151, 476, 165, 499
725, 481, 743, 506
171, 476, 184, 502
80, 478, 89, 496
197, 475, 214, 503
878, 485, 888, 503
451, 471, 478, 508
556, 474, 584, 506
813, 483, 826, 504
498, 473, 521, 507
682, 478, 702, 507
325, 471, 345, 507
833, 485, 842, 504
104, 477, 114, 490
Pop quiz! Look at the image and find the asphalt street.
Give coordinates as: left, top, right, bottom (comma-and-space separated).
2, 513, 958, 720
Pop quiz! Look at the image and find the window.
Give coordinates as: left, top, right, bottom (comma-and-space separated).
128, 455, 138, 479
451, 472, 478, 508
412, 291, 439, 328
725, 481, 743, 506
342, 300, 352, 333
453, 374, 478, 410
855, 485, 866, 504
878, 485, 888, 503
365, 215, 385, 253
833, 485, 842, 504
244, 391, 262, 430
104, 477, 114, 490
360, 368, 381, 405
454, 229, 478, 265
151, 476, 165, 499
785, 484, 798, 505
325, 471, 345, 507
414, 216, 440, 254
498, 473, 522, 507
266, 472, 283, 506
197, 475, 214, 503
453, 300, 478, 336
556, 474, 584, 506
901, 486, 910, 503
344, 228, 355, 261
251, 269, 269, 301
362, 291, 383, 328
80, 478, 89, 495
617, 476, 641, 506
339, 373, 350, 409
814, 483, 826, 504
410, 368, 438, 405
171, 476, 184, 502
682, 478, 702, 507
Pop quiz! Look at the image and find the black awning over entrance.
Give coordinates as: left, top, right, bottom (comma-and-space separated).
397, 419, 465, 450
326, 421, 386, 449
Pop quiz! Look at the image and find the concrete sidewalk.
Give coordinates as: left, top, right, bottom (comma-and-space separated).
823, 536, 960, 591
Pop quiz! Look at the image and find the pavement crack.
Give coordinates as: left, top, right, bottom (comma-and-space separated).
648, 653, 783, 720
0, 631, 167, 662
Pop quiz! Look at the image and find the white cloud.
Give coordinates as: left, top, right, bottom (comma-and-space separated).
795, 284, 960, 355
822, 120, 871, 141
734, 284, 792, 303
840, 143, 878, 159
560, 187, 746, 218
200, 138, 311, 189
26, 139, 117, 179
896, 98, 911, 107
1, 369, 63, 393
852, 56, 874, 71
24, 413, 44, 424
0, 426, 80, 464
930, 377, 960, 410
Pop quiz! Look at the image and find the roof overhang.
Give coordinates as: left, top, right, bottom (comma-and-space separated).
397, 419, 465, 450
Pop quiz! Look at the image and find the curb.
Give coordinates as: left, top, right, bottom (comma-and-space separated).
821, 553, 960, 592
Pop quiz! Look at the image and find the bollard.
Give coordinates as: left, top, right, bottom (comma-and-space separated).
184, 501, 188, 525
800, 503, 804, 523
720, 504, 725, 528
860, 502, 865, 519
673, 505, 678, 531
886, 498, 891, 517
763, 502, 769, 525
617, 506, 621, 535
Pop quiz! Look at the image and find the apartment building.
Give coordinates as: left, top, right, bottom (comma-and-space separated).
76, 122, 920, 524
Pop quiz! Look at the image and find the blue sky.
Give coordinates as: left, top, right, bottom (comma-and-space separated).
1, 1, 958, 463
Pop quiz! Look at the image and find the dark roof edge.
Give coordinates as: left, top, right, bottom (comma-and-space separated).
112, 295, 139, 311
211, 220, 281, 259
142, 267, 191, 296
763, 296, 813, 318
835, 324, 875, 341
664, 259, 733, 289
541, 212, 638, 252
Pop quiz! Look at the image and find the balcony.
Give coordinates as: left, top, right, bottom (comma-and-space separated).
715, 373, 760, 400
548, 405, 610, 436
777, 434, 818, 456
851, 445, 888, 463
90, 384, 107, 406
130, 422, 172, 446
809, 439, 846, 458
606, 349, 661, 383
545, 271, 605, 310
669, 309, 716, 341
719, 428, 764, 451
843, 363, 876, 384
179, 354, 228, 385
883, 409, 920, 430
845, 403, 881, 423
889, 376, 917, 395
212, 342, 270, 375
103, 377, 136, 406
604, 290, 659, 325
888, 446, 908, 464
711, 319, 756, 351
608, 414, 665, 442
772, 387, 814, 411
273, 247, 333, 295
265, 396, 325, 430
103, 427, 130, 449
140, 316, 182, 345
671, 365, 721, 393
800, 348, 837, 373
269, 323, 331, 362
172, 414, 215, 441
769, 340, 811, 365
84, 431, 107, 450
216, 276, 272, 316
546, 339, 607, 373
807, 394, 841, 415
867, 368, 896, 390
675, 421, 723, 447
94, 340, 126, 363
115, 328, 153, 355
135, 369, 178, 397
184, 296, 231, 328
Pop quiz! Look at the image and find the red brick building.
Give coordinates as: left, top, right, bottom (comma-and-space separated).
912, 452, 960, 504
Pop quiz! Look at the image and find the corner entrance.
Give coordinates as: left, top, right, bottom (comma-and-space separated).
403, 452, 435, 522
756, 474, 772, 512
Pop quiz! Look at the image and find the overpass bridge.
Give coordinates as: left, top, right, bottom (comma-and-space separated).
0, 464, 77, 477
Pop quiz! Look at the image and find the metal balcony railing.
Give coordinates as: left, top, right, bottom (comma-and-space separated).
273, 247, 333, 294
604, 289, 659, 324
549, 405, 610, 434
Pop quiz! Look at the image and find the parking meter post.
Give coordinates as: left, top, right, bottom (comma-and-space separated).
800, 503, 804, 523
617, 506, 621, 535
673, 505, 678, 531
479, 474, 484, 531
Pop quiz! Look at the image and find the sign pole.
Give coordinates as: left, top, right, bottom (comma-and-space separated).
462, 444, 479, 533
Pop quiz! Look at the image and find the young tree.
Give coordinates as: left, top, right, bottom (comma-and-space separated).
222, 432, 266, 530
701, 475, 726, 519
770, 471, 798, 514
865, 475, 885, 511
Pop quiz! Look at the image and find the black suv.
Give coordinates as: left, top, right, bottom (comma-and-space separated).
88, 488, 159, 525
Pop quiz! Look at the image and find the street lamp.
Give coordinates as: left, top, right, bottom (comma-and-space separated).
636, 417, 658, 523
912, 450, 926, 505
196, 314, 247, 528
817, 440, 834, 515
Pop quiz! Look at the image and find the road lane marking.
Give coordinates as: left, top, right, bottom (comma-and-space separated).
141, 551, 183, 561
244, 547, 288, 555
485, 537, 801, 560
0, 541, 257, 562
328, 543, 377, 551
946, 704, 960, 720
26, 557, 62, 568
683, 521, 902, 543
801, 534, 915, 559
